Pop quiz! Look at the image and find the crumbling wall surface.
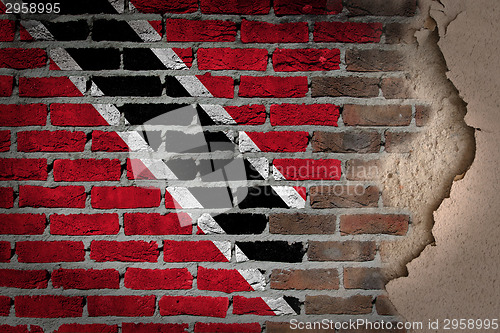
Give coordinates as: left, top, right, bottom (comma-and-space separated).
388, 0, 500, 330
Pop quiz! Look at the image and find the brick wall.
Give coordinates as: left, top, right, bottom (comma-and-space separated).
0, 0, 423, 331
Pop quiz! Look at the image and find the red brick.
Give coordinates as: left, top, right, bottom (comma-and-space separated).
0, 325, 43, 333
224, 105, 266, 125
274, 159, 341, 180
195, 323, 261, 333
416, 105, 431, 127
271, 269, 339, 290
343, 105, 412, 126
307, 241, 376, 261
0, 75, 13, 96
346, 159, 381, 181
0, 20, 15, 41
50, 213, 119, 236
243, 131, 309, 152
198, 48, 268, 71
270, 104, 339, 126
122, 323, 188, 333
124, 268, 193, 290
239, 76, 308, 98
381, 77, 414, 99
0, 48, 47, 69
0, 104, 47, 127
90, 240, 159, 262
126, 159, 156, 180
87, 295, 155, 317
16, 241, 84, 263
312, 131, 381, 153
274, 0, 342, 14
130, 0, 197, 13
52, 269, 119, 290
312, 76, 380, 98
19, 186, 85, 208
91, 186, 160, 209
17, 131, 86, 152
124, 213, 192, 235
344, 267, 385, 289
54, 159, 121, 182
232, 296, 276, 315
241, 20, 308, 43
159, 296, 228, 317
201, 0, 269, 14
55, 324, 118, 333
166, 19, 236, 42
314, 22, 382, 43
19, 77, 84, 97
0, 187, 13, 208
310, 185, 379, 208
0, 130, 10, 152
91, 131, 129, 152
0, 242, 10, 262
346, 49, 406, 72
305, 295, 372, 314
50, 104, 110, 126
196, 73, 234, 98
0, 296, 10, 316
15, 295, 84, 318
0, 159, 47, 181
164, 240, 229, 262
197, 267, 253, 293
270, 213, 336, 234
273, 49, 340, 71
340, 214, 409, 235
375, 295, 399, 315
173, 48, 193, 68
0, 269, 48, 289
0, 214, 46, 235
345, 0, 417, 16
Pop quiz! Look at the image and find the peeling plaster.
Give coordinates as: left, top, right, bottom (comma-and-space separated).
387, 0, 500, 330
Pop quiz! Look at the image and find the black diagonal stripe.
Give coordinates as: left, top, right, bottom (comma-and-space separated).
212, 213, 267, 234
93, 20, 144, 42
165, 76, 191, 97
92, 76, 162, 96
66, 49, 120, 70
199, 159, 264, 181
44, 21, 89, 40
283, 297, 301, 314
235, 241, 305, 263
123, 48, 167, 70
196, 104, 216, 126
119, 104, 193, 125
238, 186, 289, 209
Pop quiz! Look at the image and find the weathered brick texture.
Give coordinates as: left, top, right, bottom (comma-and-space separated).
0, 0, 423, 330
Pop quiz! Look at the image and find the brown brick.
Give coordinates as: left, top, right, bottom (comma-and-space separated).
310, 185, 379, 208
340, 214, 409, 235
346, 159, 381, 181
386, 23, 417, 44
266, 321, 332, 333
343, 105, 412, 126
270, 269, 339, 290
308, 241, 376, 261
385, 132, 419, 153
311, 77, 379, 98
415, 105, 431, 127
305, 295, 373, 315
269, 213, 335, 234
344, 267, 385, 289
381, 77, 414, 99
345, 0, 417, 16
376, 295, 399, 315
346, 49, 406, 72
312, 131, 381, 153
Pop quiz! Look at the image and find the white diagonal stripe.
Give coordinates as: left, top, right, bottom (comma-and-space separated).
50, 48, 82, 70
235, 245, 249, 263
116, 132, 153, 152
140, 159, 178, 179
213, 241, 231, 261
167, 187, 203, 209
151, 48, 189, 70
68, 76, 86, 95
21, 20, 54, 40
238, 269, 266, 291
93, 104, 120, 126
272, 165, 286, 180
248, 157, 269, 179
262, 297, 296, 315
198, 213, 225, 234
199, 104, 237, 124
176, 76, 212, 97
271, 186, 306, 209
129, 20, 162, 42
238, 132, 260, 152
